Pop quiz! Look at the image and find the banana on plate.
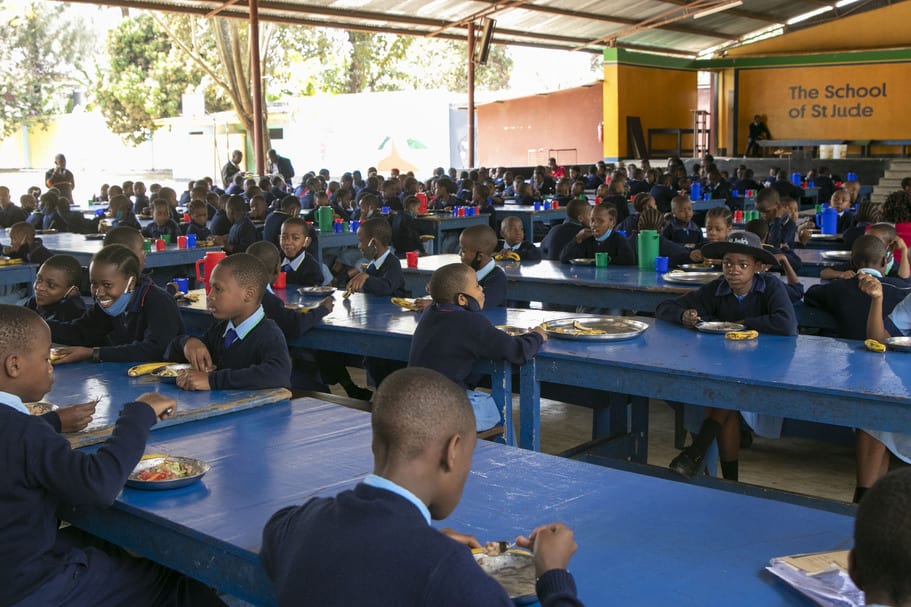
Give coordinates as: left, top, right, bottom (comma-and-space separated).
725, 330, 759, 341
865, 339, 886, 353
128, 362, 171, 377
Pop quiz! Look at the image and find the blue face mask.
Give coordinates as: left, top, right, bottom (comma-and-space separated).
98, 277, 135, 317
886, 256, 895, 275
459, 293, 482, 313
595, 229, 612, 242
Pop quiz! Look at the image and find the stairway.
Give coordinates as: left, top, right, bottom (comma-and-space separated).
871, 159, 911, 203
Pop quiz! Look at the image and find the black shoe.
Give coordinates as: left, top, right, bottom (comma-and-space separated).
669, 449, 704, 478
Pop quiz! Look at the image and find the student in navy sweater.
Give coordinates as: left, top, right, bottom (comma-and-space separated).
657, 231, 797, 480
661, 196, 704, 248
185, 199, 212, 240
0, 305, 224, 607
223, 195, 258, 254
409, 263, 544, 430
560, 204, 636, 266
140, 199, 181, 243
617, 192, 657, 236
390, 196, 425, 255
48, 245, 184, 363
3, 221, 53, 266
345, 217, 407, 297
821, 223, 911, 281
167, 254, 291, 390
261, 367, 584, 607
279, 217, 324, 287
540, 199, 590, 260
262, 195, 300, 249
107, 194, 141, 231
458, 223, 507, 308
495, 215, 541, 261
25, 255, 87, 322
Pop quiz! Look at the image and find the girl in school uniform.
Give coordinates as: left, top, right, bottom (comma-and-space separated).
47, 244, 184, 363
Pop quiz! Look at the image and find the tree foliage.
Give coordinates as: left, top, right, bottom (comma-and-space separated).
0, 1, 93, 138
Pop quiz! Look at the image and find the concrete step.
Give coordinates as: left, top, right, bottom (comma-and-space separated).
883, 169, 911, 178
877, 178, 904, 188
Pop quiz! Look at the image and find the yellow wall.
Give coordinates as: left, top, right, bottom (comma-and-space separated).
736, 62, 911, 150
602, 57, 697, 160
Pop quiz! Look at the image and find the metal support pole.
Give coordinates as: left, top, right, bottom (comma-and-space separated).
249, 0, 265, 175
467, 21, 476, 170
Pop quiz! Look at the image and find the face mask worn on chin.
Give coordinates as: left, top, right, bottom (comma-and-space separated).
99, 277, 135, 317
458, 293, 482, 312
886, 254, 895, 276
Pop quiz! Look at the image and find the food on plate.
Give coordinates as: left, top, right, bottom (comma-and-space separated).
725, 330, 759, 341
127, 362, 170, 377
134, 459, 193, 482
493, 250, 521, 262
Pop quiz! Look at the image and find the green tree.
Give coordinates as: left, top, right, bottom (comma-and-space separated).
0, 0, 94, 138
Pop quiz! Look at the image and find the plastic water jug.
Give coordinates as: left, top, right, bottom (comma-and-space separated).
637, 230, 659, 271
791, 172, 802, 186
317, 206, 334, 233
818, 206, 838, 235
689, 182, 702, 201
195, 251, 226, 294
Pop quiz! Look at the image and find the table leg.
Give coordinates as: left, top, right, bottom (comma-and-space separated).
490, 361, 515, 446
518, 360, 540, 451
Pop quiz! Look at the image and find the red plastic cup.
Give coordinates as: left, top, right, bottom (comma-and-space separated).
416, 192, 428, 214
177, 236, 188, 249
406, 251, 419, 268
183, 212, 191, 222
734, 210, 744, 223
155, 239, 166, 252
273, 271, 287, 289
552, 200, 559, 209
458, 207, 466, 217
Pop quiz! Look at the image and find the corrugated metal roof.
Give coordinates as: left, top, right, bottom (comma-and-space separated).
62, 0, 899, 58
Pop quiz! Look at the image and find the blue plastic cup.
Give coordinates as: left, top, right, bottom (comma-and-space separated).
655, 256, 669, 273
186, 233, 197, 248
381, 206, 390, 215
174, 277, 189, 293
544, 200, 552, 210
534, 201, 542, 211
350, 220, 360, 232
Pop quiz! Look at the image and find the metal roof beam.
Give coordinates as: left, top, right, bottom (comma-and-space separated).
651, 0, 782, 23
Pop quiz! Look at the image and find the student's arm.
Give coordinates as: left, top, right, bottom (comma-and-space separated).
741, 278, 798, 336
819, 266, 856, 280
522, 241, 542, 261
208, 324, 292, 390
803, 283, 829, 309
558, 237, 590, 265
609, 234, 637, 266
46, 305, 110, 348
478, 319, 545, 365
894, 236, 910, 279
655, 287, 711, 326
362, 263, 406, 297
97, 289, 185, 362
859, 273, 898, 341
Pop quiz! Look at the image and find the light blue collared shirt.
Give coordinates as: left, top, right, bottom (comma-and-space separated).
285, 249, 308, 272
476, 258, 496, 282
223, 305, 266, 341
266, 284, 275, 294
362, 473, 431, 525
371, 249, 392, 271
0, 390, 28, 415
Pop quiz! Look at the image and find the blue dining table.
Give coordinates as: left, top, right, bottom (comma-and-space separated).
69, 396, 855, 607
39, 231, 222, 269
415, 213, 490, 254
43, 362, 291, 448
493, 205, 566, 242
0, 261, 38, 293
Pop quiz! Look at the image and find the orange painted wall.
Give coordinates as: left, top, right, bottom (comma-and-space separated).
736, 62, 911, 150
476, 85, 603, 167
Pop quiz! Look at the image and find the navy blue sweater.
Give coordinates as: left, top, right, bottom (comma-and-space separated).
141, 219, 181, 243
655, 273, 798, 335
25, 294, 87, 322
0, 401, 157, 605
209, 209, 231, 236
185, 221, 211, 240
540, 221, 580, 261
261, 483, 583, 607
409, 303, 543, 389
560, 232, 636, 266
363, 253, 407, 297
48, 276, 184, 361
168, 314, 291, 389
480, 265, 508, 309
804, 274, 911, 340
282, 250, 323, 287
227, 216, 259, 254
261, 290, 329, 341
495, 239, 541, 261
8, 239, 52, 266
662, 219, 705, 247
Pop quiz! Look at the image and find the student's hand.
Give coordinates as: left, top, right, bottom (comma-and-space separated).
681, 309, 701, 328
211, 235, 227, 246
531, 325, 548, 341
346, 272, 370, 293
892, 236, 908, 254
55, 400, 97, 433
832, 269, 857, 279
515, 522, 578, 577
176, 369, 211, 391
439, 528, 482, 549
689, 249, 704, 263
773, 253, 791, 269
183, 337, 214, 372
684, 243, 696, 249
51, 346, 93, 364
797, 225, 813, 246
413, 297, 432, 311
574, 228, 594, 243
136, 392, 177, 420
858, 272, 883, 299
318, 296, 335, 313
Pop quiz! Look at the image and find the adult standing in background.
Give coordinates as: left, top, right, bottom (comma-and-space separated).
45, 154, 75, 202
744, 115, 771, 158
221, 149, 243, 188
268, 149, 295, 183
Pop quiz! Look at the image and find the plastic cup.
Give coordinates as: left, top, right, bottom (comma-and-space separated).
552, 200, 559, 209
406, 251, 419, 268
177, 236, 188, 249
155, 239, 166, 252
174, 277, 189, 293
142, 239, 152, 253
162, 234, 171, 244
350, 220, 360, 232
381, 206, 390, 215
544, 200, 552, 210
186, 233, 197, 248
534, 201, 542, 211
333, 221, 343, 233
273, 271, 287, 289
458, 207, 466, 217
655, 256, 669, 273
595, 252, 610, 268
342, 221, 350, 232
734, 210, 744, 223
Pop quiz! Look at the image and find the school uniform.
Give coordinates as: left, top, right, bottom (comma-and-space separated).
47, 276, 184, 362
625, 233, 691, 268
540, 220, 582, 261
662, 219, 704, 247
0, 396, 223, 607
836, 210, 857, 234
43, 210, 71, 232
476, 259, 507, 308
141, 219, 181, 243
814, 175, 835, 204
361, 249, 407, 297
261, 477, 582, 607
132, 195, 150, 215
559, 231, 636, 266
495, 239, 541, 261
767, 216, 798, 249
26, 211, 43, 229
391, 212, 424, 254
261, 211, 291, 248
25, 294, 87, 322
8, 238, 52, 266
600, 194, 630, 223
649, 184, 675, 213
226, 215, 259, 254
617, 212, 640, 236
282, 248, 323, 287
185, 221, 211, 240
0, 203, 28, 228
110, 211, 141, 231
842, 221, 871, 250
167, 305, 292, 390
208, 209, 231, 236
261, 289, 329, 340
804, 269, 910, 340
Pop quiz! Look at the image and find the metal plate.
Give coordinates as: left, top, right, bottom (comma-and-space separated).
543, 316, 648, 341
661, 270, 722, 284
474, 550, 536, 604
811, 233, 842, 240
151, 363, 192, 383
570, 258, 596, 265
496, 325, 527, 336
696, 321, 746, 334
885, 337, 911, 352
679, 264, 721, 272
297, 286, 336, 296
821, 250, 852, 261
126, 455, 210, 490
